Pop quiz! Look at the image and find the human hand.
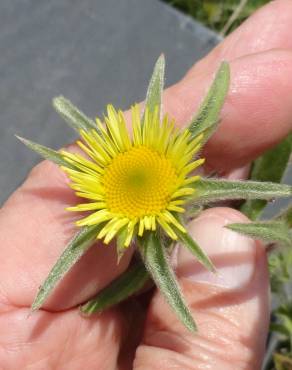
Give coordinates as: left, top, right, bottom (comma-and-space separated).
1, 1, 292, 368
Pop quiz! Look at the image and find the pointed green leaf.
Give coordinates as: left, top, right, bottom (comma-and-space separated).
275, 305, 292, 333
32, 225, 101, 311
138, 232, 196, 332
241, 134, 292, 220
186, 204, 203, 219
53, 96, 97, 133
269, 322, 290, 337
16, 136, 76, 170
270, 323, 290, 337
188, 61, 230, 141
116, 226, 129, 263
176, 230, 215, 272
226, 221, 292, 248
80, 260, 149, 314
192, 178, 292, 205
143, 54, 165, 119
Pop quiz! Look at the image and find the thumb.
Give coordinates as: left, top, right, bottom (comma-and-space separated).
134, 207, 269, 370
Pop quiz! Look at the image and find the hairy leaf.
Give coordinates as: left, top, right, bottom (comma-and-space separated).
143, 54, 165, 119
53, 96, 97, 133
192, 178, 292, 205
16, 136, 75, 170
188, 61, 230, 142
186, 204, 203, 219
80, 260, 149, 314
32, 225, 101, 311
241, 134, 292, 220
138, 232, 196, 332
226, 221, 292, 248
116, 226, 130, 263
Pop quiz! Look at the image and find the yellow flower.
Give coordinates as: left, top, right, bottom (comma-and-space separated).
61, 104, 204, 247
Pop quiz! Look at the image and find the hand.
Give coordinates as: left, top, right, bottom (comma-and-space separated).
1, 1, 292, 369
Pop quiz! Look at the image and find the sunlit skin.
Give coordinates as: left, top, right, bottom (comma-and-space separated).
0, 1, 292, 368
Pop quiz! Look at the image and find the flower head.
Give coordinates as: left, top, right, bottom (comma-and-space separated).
61, 104, 204, 247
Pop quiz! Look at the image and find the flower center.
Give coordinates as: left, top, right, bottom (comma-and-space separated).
103, 146, 179, 218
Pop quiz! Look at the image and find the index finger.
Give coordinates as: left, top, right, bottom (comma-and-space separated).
163, 0, 292, 172
165, 49, 292, 172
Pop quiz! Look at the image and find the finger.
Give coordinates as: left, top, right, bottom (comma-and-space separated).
134, 208, 269, 370
188, 0, 292, 77
0, 159, 133, 311
164, 49, 292, 172
0, 306, 124, 370
163, 0, 292, 173
166, 0, 292, 125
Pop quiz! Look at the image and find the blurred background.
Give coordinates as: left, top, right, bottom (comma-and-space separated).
163, 0, 270, 35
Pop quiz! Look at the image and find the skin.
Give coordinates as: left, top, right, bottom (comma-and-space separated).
0, 0, 292, 368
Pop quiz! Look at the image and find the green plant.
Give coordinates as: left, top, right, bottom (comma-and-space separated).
17, 57, 291, 341
164, 0, 270, 35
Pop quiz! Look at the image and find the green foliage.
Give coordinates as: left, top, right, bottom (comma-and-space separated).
53, 96, 97, 132
16, 136, 76, 170
266, 218, 292, 369
264, 206, 292, 370
80, 260, 149, 314
187, 61, 230, 142
163, 0, 270, 35
272, 304, 292, 342
116, 226, 129, 262
193, 178, 292, 204
143, 54, 165, 119
241, 134, 292, 220
274, 353, 292, 370
269, 250, 292, 300
138, 232, 197, 332
226, 221, 292, 248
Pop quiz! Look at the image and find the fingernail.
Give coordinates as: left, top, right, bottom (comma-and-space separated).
177, 208, 257, 289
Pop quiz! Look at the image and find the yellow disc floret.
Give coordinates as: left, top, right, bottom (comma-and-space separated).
103, 146, 179, 218
61, 104, 205, 247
